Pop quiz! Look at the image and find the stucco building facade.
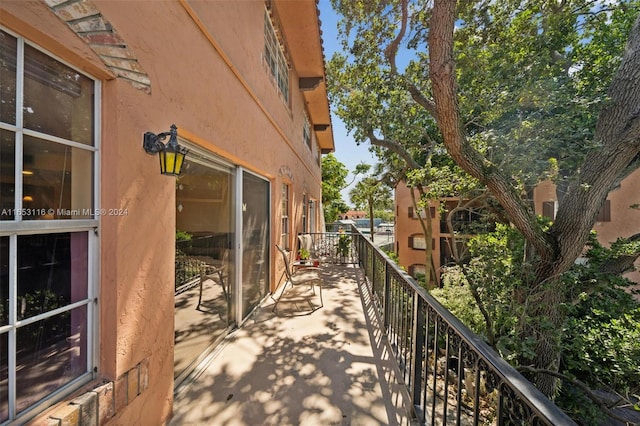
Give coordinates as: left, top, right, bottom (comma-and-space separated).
0, 0, 333, 424
395, 170, 640, 285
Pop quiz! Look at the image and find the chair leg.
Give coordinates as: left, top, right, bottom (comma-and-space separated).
197, 271, 205, 310
307, 280, 323, 311
272, 280, 290, 313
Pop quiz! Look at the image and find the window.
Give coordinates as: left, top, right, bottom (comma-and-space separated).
408, 206, 435, 219
281, 184, 290, 249
542, 201, 556, 220
264, 9, 289, 102
596, 199, 611, 222
0, 29, 98, 422
302, 193, 307, 233
303, 114, 311, 149
408, 234, 434, 250
440, 237, 468, 267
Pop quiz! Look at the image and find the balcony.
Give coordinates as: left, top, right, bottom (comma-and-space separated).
171, 231, 575, 425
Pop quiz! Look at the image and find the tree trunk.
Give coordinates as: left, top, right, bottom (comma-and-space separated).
429, 0, 640, 397
411, 186, 438, 286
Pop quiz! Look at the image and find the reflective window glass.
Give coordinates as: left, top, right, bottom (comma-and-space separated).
0, 333, 7, 423
23, 45, 94, 146
17, 233, 88, 320
22, 135, 93, 220
0, 31, 17, 125
0, 130, 15, 219
15, 305, 87, 414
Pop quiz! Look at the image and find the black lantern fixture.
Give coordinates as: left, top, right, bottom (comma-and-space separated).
143, 124, 189, 176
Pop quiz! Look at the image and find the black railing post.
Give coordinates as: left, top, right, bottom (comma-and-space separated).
384, 260, 391, 330
340, 227, 576, 426
411, 298, 425, 417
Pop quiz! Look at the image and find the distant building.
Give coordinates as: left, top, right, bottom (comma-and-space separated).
395, 170, 640, 285
343, 210, 367, 220
534, 170, 640, 285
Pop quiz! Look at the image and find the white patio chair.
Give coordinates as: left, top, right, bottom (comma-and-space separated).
273, 244, 323, 314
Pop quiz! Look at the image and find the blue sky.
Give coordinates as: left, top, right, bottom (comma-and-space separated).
317, 1, 379, 205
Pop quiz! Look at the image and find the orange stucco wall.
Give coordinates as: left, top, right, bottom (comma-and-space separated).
395, 183, 443, 277
2, 0, 326, 424
534, 173, 640, 284
396, 171, 640, 287
593, 170, 640, 283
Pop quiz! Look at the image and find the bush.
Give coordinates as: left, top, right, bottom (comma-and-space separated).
435, 225, 640, 422
431, 267, 486, 334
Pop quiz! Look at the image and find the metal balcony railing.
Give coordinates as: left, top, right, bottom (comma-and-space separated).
340, 227, 577, 425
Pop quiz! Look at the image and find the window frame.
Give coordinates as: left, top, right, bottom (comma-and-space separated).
263, 9, 289, 103
281, 183, 290, 250
542, 201, 556, 220
303, 114, 311, 149
0, 28, 100, 422
301, 193, 307, 233
408, 233, 434, 251
596, 199, 611, 222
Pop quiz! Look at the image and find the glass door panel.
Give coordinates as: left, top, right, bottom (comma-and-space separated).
241, 172, 270, 318
174, 157, 234, 379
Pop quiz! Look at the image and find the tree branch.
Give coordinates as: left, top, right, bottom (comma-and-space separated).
517, 366, 636, 424
384, 0, 438, 117
550, 16, 640, 276
429, 0, 555, 264
367, 128, 424, 169
384, 0, 408, 76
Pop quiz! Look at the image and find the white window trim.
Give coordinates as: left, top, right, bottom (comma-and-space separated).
263, 8, 289, 102
0, 28, 100, 422
411, 234, 427, 250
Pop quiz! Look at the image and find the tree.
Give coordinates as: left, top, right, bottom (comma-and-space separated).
329, 0, 640, 397
349, 169, 393, 241
328, 39, 482, 286
321, 153, 350, 224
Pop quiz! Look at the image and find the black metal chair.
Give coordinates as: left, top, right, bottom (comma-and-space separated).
273, 244, 323, 314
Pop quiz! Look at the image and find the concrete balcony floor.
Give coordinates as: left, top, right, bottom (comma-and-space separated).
170, 264, 413, 426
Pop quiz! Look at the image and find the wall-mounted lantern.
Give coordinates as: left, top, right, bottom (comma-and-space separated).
143, 124, 189, 176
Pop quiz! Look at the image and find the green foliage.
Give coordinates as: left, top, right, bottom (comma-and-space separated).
328, 0, 640, 408
560, 236, 640, 393
438, 223, 528, 354
430, 269, 486, 334
298, 247, 310, 260
349, 176, 393, 212
374, 209, 394, 222
383, 248, 400, 264
322, 154, 350, 223
437, 224, 640, 421
175, 230, 192, 241
337, 233, 351, 257
560, 286, 640, 412
330, 0, 640, 191
455, 1, 640, 188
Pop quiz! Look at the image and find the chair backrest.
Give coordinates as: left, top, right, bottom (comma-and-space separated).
275, 244, 293, 281
298, 234, 313, 256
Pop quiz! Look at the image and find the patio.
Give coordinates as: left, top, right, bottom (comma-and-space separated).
170, 263, 414, 426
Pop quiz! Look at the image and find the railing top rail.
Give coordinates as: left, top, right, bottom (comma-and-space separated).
349, 225, 576, 425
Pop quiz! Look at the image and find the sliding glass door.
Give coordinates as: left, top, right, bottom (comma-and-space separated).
174, 155, 272, 383
241, 171, 270, 318
174, 155, 235, 381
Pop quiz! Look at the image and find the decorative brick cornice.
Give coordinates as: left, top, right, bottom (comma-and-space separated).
41, 0, 152, 93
